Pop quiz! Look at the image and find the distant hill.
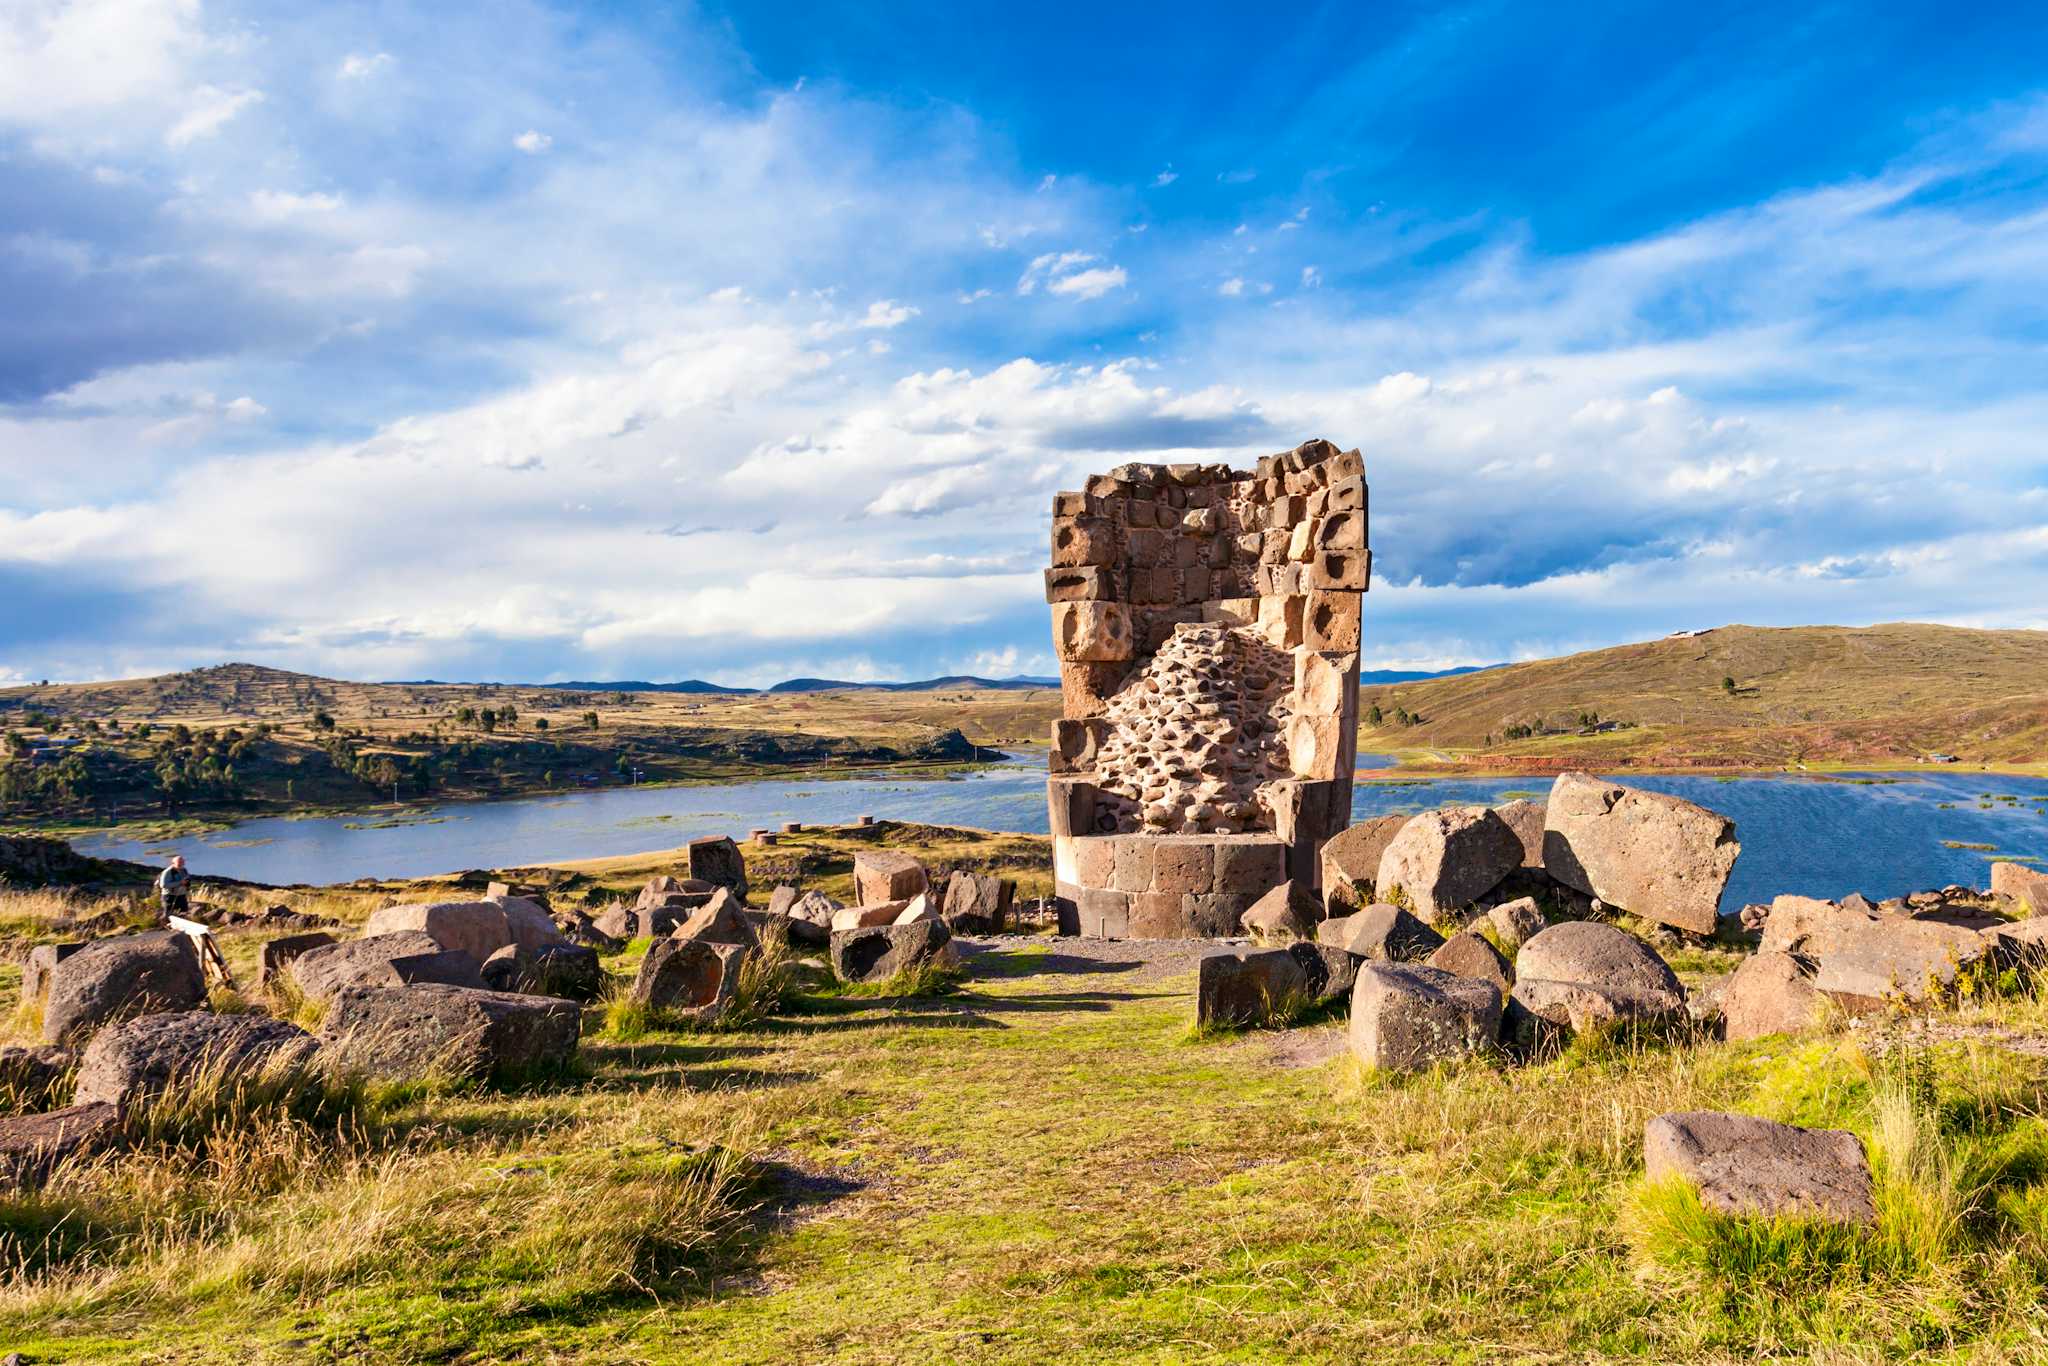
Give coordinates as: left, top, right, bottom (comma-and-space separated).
764, 675, 1059, 694
1360, 665, 1498, 685
1359, 623, 2048, 770
533, 679, 749, 695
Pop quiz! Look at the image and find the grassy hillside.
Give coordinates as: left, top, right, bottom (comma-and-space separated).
1361, 623, 2048, 771
0, 664, 1056, 829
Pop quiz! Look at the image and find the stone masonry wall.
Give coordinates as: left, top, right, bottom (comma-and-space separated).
1045, 439, 1368, 937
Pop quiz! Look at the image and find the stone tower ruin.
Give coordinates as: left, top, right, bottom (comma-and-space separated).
1045, 439, 1367, 938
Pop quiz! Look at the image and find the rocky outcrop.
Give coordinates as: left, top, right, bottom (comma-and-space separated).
317, 985, 580, 1085
1374, 806, 1523, 924
1542, 774, 1739, 935
1645, 1111, 1874, 1226
44, 931, 207, 1046
72, 1011, 316, 1110
1758, 896, 1991, 1011
1349, 964, 1502, 1072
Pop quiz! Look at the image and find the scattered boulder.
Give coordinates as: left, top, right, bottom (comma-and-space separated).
1349, 964, 1502, 1072
481, 943, 604, 1001
671, 887, 760, 950
317, 985, 580, 1085
635, 875, 711, 909
1759, 896, 1991, 1011
256, 932, 336, 993
360, 901, 512, 968
1320, 815, 1413, 913
1427, 932, 1513, 998
1494, 800, 1548, 870
19, 942, 85, 1007
72, 1011, 316, 1111
289, 932, 486, 1003
1981, 917, 2048, 971
44, 931, 206, 1046
631, 938, 749, 1019
1317, 905, 1445, 962
853, 851, 928, 906
1720, 950, 1829, 1042
1542, 773, 1739, 936
832, 920, 952, 985
893, 893, 941, 926
0, 1046, 73, 1109
491, 895, 568, 951
1240, 881, 1321, 944
687, 836, 748, 899
784, 890, 840, 946
1485, 898, 1547, 954
0, 1102, 119, 1189
1515, 921, 1686, 1017
1286, 942, 1358, 1005
1644, 1111, 1875, 1226
941, 871, 1014, 934
832, 901, 908, 932
1374, 806, 1523, 924
1195, 947, 1310, 1028
1993, 862, 2048, 917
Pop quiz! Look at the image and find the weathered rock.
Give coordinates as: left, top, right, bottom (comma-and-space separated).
1542, 773, 1739, 935
1374, 806, 1523, 924
1485, 897, 1547, 953
941, 871, 1014, 934
1320, 815, 1413, 912
289, 932, 486, 1002
1195, 947, 1310, 1028
0, 1102, 119, 1188
1506, 978, 1676, 1048
832, 920, 951, 985
784, 889, 839, 945
832, 901, 908, 932
490, 895, 568, 951
893, 892, 941, 926
1240, 880, 1321, 943
1349, 964, 1502, 1071
317, 985, 580, 1084
0, 1046, 73, 1109
1495, 800, 1548, 870
766, 885, 800, 918
1516, 921, 1686, 1016
1645, 1111, 1875, 1226
360, 900, 512, 968
634, 875, 711, 910
20, 942, 85, 1006
1317, 904, 1445, 962
1759, 896, 1991, 1010
44, 931, 206, 1046
257, 932, 336, 993
1993, 862, 2048, 917
1286, 941, 1358, 1004
72, 1011, 316, 1110
1427, 932, 1513, 998
1981, 916, 2048, 970
671, 886, 760, 950
1721, 950, 1829, 1041
481, 943, 604, 1001
853, 851, 928, 907
687, 835, 748, 899
632, 938, 749, 1018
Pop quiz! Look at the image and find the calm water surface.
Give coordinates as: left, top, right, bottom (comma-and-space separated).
72, 756, 2048, 911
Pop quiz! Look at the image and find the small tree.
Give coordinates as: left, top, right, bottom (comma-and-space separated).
1722, 676, 1737, 695
1366, 704, 1383, 727
533, 717, 549, 732
312, 709, 336, 732
479, 708, 499, 734
584, 711, 600, 730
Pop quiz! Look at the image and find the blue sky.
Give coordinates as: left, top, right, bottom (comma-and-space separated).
3, 1, 2047, 687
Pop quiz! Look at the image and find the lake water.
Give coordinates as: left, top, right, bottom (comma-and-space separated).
71, 757, 2048, 912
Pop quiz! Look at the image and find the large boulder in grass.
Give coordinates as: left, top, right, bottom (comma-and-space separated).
72, 1010, 316, 1110
360, 901, 512, 968
941, 871, 1014, 935
1720, 950, 1830, 1042
1494, 800, 1548, 870
632, 939, 749, 1019
1759, 896, 1992, 1011
783, 889, 839, 946
1320, 815, 1413, 913
481, 943, 604, 1002
1427, 932, 1513, 998
1993, 862, 2048, 917
1374, 807, 1523, 924
1240, 881, 1321, 944
289, 932, 485, 1003
1645, 1111, 1875, 1226
831, 920, 951, 985
1485, 898, 1547, 954
635, 875, 713, 910
316, 985, 580, 1085
1542, 774, 1739, 935
20, 942, 85, 1008
0, 1046, 74, 1110
1317, 905, 1444, 963
257, 932, 336, 993
1349, 964, 1502, 1072
1286, 942, 1358, 1005
490, 896, 568, 951
1195, 947, 1310, 1028
687, 836, 748, 899
0, 1103, 119, 1189
831, 901, 907, 932
853, 851, 927, 907
44, 931, 206, 1046
671, 887, 759, 950
1515, 922, 1686, 1016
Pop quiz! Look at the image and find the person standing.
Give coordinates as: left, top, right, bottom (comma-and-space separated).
157, 855, 191, 919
